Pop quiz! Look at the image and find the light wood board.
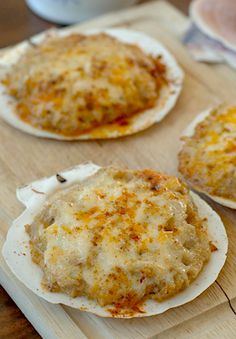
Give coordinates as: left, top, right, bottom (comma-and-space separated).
0, 1, 236, 338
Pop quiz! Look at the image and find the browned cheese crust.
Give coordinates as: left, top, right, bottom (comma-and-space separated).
26, 168, 211, 313
2, 33, 167, 136
179, 105, 236, 201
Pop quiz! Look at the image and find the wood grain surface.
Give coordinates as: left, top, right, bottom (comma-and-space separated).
0, 287, 39, 338
1, 1, 235, 338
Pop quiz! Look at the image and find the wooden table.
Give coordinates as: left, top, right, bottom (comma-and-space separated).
0, 1, 191, 337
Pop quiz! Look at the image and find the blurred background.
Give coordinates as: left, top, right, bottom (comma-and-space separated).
0, 0, 191, 47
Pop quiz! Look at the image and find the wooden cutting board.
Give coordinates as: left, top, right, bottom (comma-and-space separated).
0, 1, 236, 337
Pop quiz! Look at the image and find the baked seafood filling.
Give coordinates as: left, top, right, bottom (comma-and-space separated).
26, 168, 211, 310
2, 33, 167, 136
179, 105, 236, 202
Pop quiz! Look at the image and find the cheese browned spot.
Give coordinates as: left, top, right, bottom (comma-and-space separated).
26, 168, 210, 312
179, 105, 236, 202
2, 33, 167, 136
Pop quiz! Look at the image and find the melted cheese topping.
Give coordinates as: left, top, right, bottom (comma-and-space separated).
26, 168, 210, 311
2, 33, 167, 136
179, 105, 236, 201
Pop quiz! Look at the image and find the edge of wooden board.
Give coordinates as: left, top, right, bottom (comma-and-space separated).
0, 233, 86, 339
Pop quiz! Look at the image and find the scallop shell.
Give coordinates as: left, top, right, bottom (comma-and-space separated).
180, 105, 236, 209
190, 0, 236, 53
0, 28, 183, 140
2, 162, 228, 318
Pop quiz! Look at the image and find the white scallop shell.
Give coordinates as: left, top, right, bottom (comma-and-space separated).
2, 162, 228, 318
0, 28, 183, 140
190, 0, 236, 53
181, 106, 236, 209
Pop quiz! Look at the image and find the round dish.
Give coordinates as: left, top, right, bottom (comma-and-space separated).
190, 0, 236, 52
2, 163, 228, 318
0, 28, 183, 140
178, 104, 236, 209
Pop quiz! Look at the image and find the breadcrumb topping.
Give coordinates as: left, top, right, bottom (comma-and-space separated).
3, 33, 167, 136
26, 168, 210, 313
179, 105, 236, 201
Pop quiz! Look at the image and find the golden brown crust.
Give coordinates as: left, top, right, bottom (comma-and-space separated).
26, 168, 210, 311
179, 105, 236, 201
3, 33, 167, 137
